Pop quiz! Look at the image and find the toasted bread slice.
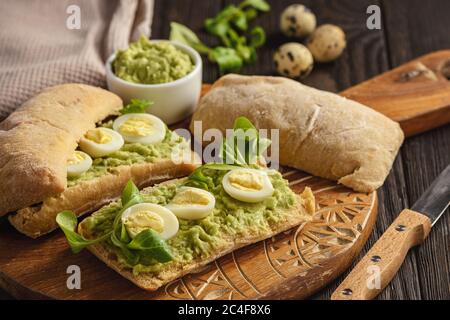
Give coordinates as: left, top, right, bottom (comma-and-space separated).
9, 154, 200, 238
78, 180, 314, 291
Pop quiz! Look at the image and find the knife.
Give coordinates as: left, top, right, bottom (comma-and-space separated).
331, 164, 450, 300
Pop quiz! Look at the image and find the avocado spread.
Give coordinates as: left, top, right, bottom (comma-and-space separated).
67, 127, 185, 187
82, 169, 296, 275
113, 36, 194, 84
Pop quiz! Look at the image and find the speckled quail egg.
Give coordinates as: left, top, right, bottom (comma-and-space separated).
79, 127, 124, 158
280, 4, 316, 38
113, 113, 166, 145
67, 151, 92, 177
166, 187, 216, 220
307, 24, 346, 62
121, 203, 179, 240
274, 43, 314, 79
222, 168, 274, 203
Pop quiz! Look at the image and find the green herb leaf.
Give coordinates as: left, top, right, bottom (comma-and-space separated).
239, 0, 270, 12
258, 137, 271, 156
205, 5, 248, 45
209, 47, 243, 75
58, 181, 174, 266
224, 29, 253, 63
169, 22, 211, 54
111, 230, 140, 265
205, 18, 230, 42
231, 10, 248, 31
220, 117, 271, 165
220, 133, 247, 166
120, 99, 153, 115
170, 1, 269, 75
226, 28, 242, 47
120, 223, 131, 243
234, 116, 256, 130
121, 180, 143, 210
235, 117, 271, 163
185, 117, 269, 190
56, 211, 111, 254
202, 163, 243, 171
186, 166, 215, 190
244, 8, 258, 20
127, 229, 173, 263
108, 180, 144, 265
237, 44, 254, 63
111, 180, 174, 265
114, 180, 143, 238
249, 26, 266, 48
185, 163, 243, 190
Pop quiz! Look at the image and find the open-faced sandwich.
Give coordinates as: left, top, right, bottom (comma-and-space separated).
0, 84, 199, 238
56, 117, 315, 291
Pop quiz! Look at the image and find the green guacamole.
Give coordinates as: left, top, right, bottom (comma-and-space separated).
81, 169, 296, 275
67, 128, 184, 187
113, 36, 194, 84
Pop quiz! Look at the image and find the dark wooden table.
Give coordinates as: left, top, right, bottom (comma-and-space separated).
1, 0, 449, 300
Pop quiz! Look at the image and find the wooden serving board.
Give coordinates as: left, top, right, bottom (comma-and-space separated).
0, 51, 449, 300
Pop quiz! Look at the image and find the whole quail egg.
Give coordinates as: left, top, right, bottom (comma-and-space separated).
280, 4, 316, 38
274, 43, 313, 79
307, 24, 346, 62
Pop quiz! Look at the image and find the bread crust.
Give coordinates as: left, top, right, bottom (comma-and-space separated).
9, 155, 200, 238
190, 74, 405, 193
78, 182, 314, 291
0, 84, 123, 216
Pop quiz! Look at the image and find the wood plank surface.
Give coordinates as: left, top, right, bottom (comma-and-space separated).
382, 0, 450, 300
314, 0, 450, 300
0, 0, 449, 300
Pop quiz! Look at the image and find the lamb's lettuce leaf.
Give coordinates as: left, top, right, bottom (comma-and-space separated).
57, 180, 173, 265
186, 117, 271, 190
120, 99, 153, 114
56, 211, 111, 254
127, 229, 173, 263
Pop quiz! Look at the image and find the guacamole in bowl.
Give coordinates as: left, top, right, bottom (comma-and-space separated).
113, 36, 195, 85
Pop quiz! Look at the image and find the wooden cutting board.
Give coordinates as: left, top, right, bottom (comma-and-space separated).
0, 51, 449, 300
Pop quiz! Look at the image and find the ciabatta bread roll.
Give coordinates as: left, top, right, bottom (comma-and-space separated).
1, 84, 199, 238
190, 74, 404, 193
0, 84, 122, 217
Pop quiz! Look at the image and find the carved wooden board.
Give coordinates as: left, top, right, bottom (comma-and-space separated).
1, 51, 449, 300
0, 169, 377, 300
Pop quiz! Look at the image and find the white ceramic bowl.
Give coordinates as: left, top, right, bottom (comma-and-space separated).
106, 40, 202, 125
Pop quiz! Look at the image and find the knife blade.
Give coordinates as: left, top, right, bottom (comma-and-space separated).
411, 163, 450, 226
331, 163, 450, 300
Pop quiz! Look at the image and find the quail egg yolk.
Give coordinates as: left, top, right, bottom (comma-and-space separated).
222, 169, 274, 203
85, 128, 112, 144
119, 117, 154, 137
124, 210, 165, 235
67, 151, 85, 166
171, 189, 211, 205
228, 171, 264, 191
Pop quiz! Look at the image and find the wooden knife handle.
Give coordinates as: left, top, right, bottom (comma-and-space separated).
331, 209, 432, 300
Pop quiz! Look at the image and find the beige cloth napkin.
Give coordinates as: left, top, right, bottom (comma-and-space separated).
0, 0, 154, 120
